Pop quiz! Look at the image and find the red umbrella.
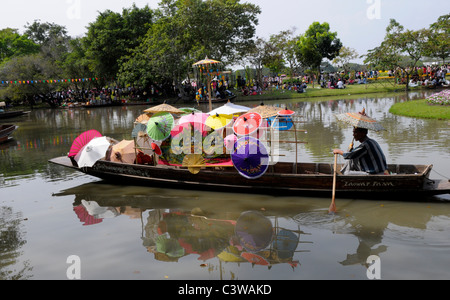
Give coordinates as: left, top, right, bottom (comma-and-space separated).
152, 143, 162, 156
233, 112, 262, 136
68, 130, 102, 157
241, 252, 270, 266
277, 109, 295, 116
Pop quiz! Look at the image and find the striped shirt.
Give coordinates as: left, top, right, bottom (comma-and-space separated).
343, 138, 387, 174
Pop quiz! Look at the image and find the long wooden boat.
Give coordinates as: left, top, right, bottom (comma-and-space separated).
0, 110, 29, 119
49, 156, 450, 201
0, 124, 18, 143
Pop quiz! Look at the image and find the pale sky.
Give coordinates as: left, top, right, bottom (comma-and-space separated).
1, 0, 449, 65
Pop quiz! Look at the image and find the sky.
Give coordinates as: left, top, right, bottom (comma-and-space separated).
1, 0, 449, 66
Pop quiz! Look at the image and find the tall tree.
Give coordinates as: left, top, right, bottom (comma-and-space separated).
0, 28, 39, 64
426, 14, 450, 63
295, 22, 342, 83
83, 4, 154, 79
365, 19, 430, 90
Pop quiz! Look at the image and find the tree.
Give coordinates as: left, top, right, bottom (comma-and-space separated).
295, 22, 342, 83
83, 4, 154, 80
0, 28, 39, 64
426, 14, 450, 63
118, 0, 261, 94
364, 19, 430, 90
332, 46, 359, 76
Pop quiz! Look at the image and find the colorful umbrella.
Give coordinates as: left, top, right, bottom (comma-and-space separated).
179, 112, 210, 133
278, 108, 296, 116
335, 111, 386, 132
135, 113, 151, 124
144, 103, 183, 115
132, 123, 147, 138
208, 102, 250, 116
240, 252, 270, 266
109, 140, 136, 164
147, 112, 175, 141
224, 134, 237, 151
152, 143, 162, 156
205, 113, 233, 131
192, 56, 221, 67
74, 136, 112, 168
248, 104, 282, 119
233, 112, 263, 136
68, 129, 102, 157
231, 136, 270, 179
273, 229, 298, 260
268, 116, 294, 131
235, 211, 273, 252
179, 107, 201, 115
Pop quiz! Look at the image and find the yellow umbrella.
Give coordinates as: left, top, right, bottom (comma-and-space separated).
205, 113, 233, 131
182, 154, 205, 174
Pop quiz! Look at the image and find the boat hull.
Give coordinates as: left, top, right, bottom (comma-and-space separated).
49, 156, 450, 201
0, 125, 18, 143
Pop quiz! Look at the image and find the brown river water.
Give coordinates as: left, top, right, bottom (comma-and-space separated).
1, 90, 449, 281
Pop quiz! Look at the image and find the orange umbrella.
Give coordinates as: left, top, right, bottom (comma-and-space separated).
110, 140, 136, 164
241, 252, 270, 266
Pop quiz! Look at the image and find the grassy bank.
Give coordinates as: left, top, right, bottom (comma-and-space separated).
389, 99, 450, 120
234, 83, 413, 103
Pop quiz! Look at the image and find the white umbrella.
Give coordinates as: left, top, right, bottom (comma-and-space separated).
75, 136, 112, 168
208, 102, 250, 116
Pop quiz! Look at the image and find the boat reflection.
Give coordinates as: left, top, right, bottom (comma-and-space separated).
54, 183, 313, 268
53, 182, 450, 271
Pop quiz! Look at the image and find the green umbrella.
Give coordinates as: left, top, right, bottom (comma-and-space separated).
147, 112, 174, 141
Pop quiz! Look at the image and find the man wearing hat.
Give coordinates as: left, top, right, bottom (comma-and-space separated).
333, 126, 388, 175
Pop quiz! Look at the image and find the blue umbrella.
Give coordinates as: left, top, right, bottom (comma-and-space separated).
231, 136, 269, 179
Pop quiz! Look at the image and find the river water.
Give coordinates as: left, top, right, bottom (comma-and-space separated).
1, 90, 449, 281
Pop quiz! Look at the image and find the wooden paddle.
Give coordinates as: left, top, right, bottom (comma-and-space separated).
328, 153, 338, 214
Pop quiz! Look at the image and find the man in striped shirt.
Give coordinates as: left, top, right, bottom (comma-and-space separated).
333, 127, 387, 175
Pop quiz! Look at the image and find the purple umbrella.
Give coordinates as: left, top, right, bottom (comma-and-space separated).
231, 136, 269, 179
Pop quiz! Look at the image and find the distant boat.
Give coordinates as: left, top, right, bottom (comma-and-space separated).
0, 124, 18, 144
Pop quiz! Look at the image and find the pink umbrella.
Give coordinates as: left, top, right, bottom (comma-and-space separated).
68, 130, 102, 158
179, 112, 210, 133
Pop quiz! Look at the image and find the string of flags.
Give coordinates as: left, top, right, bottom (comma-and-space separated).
0, 77, 114, 85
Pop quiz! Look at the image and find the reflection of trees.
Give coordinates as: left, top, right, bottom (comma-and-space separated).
0, 206, 33, 280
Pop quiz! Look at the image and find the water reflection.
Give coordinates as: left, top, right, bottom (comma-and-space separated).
53, 181, 450, 275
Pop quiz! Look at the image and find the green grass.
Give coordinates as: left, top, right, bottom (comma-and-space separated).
389, 99, 450, 120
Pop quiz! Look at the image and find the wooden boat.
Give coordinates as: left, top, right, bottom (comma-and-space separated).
0, 110, 29, 119
0, 124, 18, 143
48, 156, 450, 201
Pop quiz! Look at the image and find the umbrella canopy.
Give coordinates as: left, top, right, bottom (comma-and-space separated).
179, 112, 209, 130
233, 112, 263, 136
182, 154, 205, 174
110, 140, 136, 164
231, 136, 270, 179
240, 252, 270, 266
132, 123, 147, 139
193, 56, 221, 67
75, 136, 112, 168
273, 229, 298, 260
224, 134, 237, 151
278, 109, 296, 116
205, 114, 233, 131
208, 102, 250, 116
147, 112, 175, 141
152, 143, 162, 156
179, 107, 201, 115
68, 129, 102, 157
268, 116, 294, 131
235, 211, 273, 252
335, 112, 386, 132
248, 104, 282, 119
135, 113, 151, 124
144, 103, 183, 115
